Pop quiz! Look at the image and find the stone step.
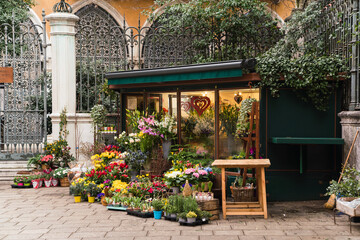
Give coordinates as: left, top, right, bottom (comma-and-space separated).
0, 160, 30, 185
0, 169, 29, 176
0, 161, 28, 169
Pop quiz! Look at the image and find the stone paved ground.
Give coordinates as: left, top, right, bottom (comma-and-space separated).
0, 185, 359, 240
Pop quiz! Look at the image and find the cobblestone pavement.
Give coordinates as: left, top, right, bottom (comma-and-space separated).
0, 185, 359, 240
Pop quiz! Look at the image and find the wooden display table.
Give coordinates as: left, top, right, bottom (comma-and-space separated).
212, 159, 271, 219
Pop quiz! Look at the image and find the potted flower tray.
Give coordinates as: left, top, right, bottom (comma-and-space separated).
164, 215, 177, 221
107, 206, 128, 211
178, 218, 209, 226
126, 209, 154, 218
11, 184, 32, 189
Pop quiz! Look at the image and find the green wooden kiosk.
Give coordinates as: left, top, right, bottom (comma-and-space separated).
106, 60, 344, 201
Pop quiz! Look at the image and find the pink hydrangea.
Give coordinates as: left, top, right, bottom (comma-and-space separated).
184, 168, 196, 174
193, 173, 200, 178
198, 170, 208, 175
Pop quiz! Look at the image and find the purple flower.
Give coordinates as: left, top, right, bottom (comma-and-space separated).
182, 183, 192, 188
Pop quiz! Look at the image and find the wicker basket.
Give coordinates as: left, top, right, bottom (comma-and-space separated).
60, 177, 70, 187
231, 186, 256, 202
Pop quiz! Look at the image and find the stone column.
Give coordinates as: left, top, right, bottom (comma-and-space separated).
46, 13, 80, 158
338, 111, 360, 170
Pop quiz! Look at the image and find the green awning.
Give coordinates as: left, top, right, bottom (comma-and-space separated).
107, 68, 243, 85
105, 60, 256, 87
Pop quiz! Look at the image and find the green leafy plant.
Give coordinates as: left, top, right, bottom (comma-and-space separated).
152, 199, 164, 211
199, 211, 212, 220
90, 104, 108, 143
70, 182, 84, 196
86, 183, 101, 197
146, 0, 281, 62
256, 1, 348, 111
208, 182, 213, 192
326, 167, 360, 197
27, 154, 42, 170
219, 103, 240, 137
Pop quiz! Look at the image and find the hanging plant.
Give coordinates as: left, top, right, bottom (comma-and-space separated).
236, 98, 257, 137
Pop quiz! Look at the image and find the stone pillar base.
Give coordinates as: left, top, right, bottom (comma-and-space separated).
51, 113, 93, 162
338, 111, 360, 170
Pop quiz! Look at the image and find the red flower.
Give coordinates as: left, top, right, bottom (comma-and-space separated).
148, 188, 154, 193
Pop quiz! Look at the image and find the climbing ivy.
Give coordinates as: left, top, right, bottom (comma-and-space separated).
256, 1, 348, 111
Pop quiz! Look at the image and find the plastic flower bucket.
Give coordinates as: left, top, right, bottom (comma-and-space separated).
88, 196, 95, 203
153, 210, 162, 220
74, 196, 81, 203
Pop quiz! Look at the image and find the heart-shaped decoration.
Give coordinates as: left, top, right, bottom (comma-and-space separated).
181, 101, 191, 112
234, 95, 243, 104
191, 96, 211, 116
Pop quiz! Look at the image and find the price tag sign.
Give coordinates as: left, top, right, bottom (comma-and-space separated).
0, 67, 13, 83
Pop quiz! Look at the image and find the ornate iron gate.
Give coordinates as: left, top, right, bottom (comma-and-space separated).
0, 13, 48, 159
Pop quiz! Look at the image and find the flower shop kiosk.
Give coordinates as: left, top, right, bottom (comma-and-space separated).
106, 60, 344, 201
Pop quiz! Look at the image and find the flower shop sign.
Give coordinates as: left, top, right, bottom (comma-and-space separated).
0, 67, 13, 83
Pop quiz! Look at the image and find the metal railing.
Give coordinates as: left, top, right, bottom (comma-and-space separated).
304, 0, 359, 110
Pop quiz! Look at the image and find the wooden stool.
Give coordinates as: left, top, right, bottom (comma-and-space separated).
212, 159, 271, 219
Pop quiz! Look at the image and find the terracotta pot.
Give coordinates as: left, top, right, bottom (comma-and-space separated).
41, 164, 49, 170
101, 196, 108, 206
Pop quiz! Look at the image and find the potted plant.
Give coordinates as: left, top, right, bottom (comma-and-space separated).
70, 182, 84, 203
199, 211, 212, 221
43, 174, 52, 188
23, 176, 31, 187
186, 211, 197, 223
50, 171, 59, 187
152, 199, 164, 220
13, 176, 21, 186
86, 183, 101, 203
53, 167, 70, 187
178, 212, 187, 222
104, 197, 113, 206
31, 175, 41, 189
40, 155, 53, 170
27, 154, 42, 170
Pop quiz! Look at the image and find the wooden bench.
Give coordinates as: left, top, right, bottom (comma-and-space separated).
212, 159, 271, 219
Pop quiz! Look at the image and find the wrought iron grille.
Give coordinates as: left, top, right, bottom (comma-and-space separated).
75, 4, 126, 113
304, 0, 359, 110
0, 13, 48, 157
75, 4, 282, 113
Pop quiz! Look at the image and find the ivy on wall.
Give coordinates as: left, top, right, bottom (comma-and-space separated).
256, 1, 348, 111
